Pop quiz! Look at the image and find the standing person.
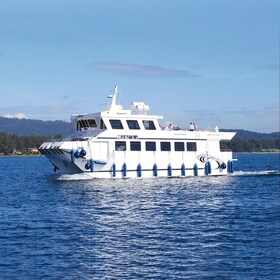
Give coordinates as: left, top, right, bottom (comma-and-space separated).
189, 123, 195, 131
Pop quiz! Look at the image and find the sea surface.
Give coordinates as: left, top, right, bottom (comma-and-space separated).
0, 153, 279, 280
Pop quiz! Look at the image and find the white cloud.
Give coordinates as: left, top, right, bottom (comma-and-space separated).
87, 62, 200, 78
0, 104, 78, 121
2, 113, 28, 119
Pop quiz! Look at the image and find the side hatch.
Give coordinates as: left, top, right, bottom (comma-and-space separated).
90, 141, 109, 162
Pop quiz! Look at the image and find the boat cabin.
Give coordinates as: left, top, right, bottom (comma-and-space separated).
71, 101, 163, 133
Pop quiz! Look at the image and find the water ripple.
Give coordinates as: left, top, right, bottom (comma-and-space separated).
0, 155, 279, 279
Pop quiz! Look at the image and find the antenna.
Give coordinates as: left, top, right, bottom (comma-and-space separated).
107, 84, 118, 106
111, 84, 118, 106
107, 84, 122, 111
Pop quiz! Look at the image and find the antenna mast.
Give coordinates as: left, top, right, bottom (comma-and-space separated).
111, 84, 118, 106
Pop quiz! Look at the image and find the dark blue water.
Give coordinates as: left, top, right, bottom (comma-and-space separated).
0, 154, 279, 279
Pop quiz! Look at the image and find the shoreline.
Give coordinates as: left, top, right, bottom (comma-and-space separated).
0, 154, 42, 157
236, 151, 280, 154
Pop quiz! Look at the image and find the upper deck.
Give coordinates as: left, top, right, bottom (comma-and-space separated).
68, 84, 235, 142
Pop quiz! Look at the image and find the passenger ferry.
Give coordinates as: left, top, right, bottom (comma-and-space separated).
39, 85, 236, 178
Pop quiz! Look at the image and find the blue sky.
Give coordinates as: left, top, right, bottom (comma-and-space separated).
0, 0, 279, 132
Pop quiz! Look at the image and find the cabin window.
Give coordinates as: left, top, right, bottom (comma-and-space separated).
160, 142, 171, 151
130, 141, 141, 151
77, 120, 89, 130
175, 142, 185, 151
127, 120, 140, 130
145, 141, 156, 151
81, 119, 88, 128
142, 120, 156, 130
115, 141, 126, 151
88, 119, 97, 128
110, 119, 123, 129
187, 142, 197, 151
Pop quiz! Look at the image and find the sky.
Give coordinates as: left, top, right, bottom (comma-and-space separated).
0, 0, 279, 132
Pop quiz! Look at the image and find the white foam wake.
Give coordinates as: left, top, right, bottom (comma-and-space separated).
232, 170, 279, 176
56, 173, 95, 181
55, 170, 279, 181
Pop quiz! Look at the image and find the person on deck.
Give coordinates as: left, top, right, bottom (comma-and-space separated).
189, 123, 195, 131
165, 122, 173, 130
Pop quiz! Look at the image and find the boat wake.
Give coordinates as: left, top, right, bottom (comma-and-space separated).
56, 173, 95, 181
54, 170, 279, 181
232, 170, 280, 177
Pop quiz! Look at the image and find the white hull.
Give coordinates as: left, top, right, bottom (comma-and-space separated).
40, 131, 235, 178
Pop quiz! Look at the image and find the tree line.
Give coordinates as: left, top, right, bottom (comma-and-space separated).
0, 132, 49, 154
0, 132, 279, 155
220, 138, 280, 153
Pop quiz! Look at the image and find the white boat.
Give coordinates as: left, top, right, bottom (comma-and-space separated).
39, 85, 236, 178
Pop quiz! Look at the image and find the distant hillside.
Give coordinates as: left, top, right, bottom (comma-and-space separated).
220, 129, 279, 140
220, 129, 279, 152
0, 117, 73, 137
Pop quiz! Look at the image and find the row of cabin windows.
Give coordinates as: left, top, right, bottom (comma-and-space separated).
109, 119, 156, 130
115, 141, 197, 152
76, 118, 155, 131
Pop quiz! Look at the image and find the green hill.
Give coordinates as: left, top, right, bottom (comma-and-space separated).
220, 129, 279, 152
0, 117, 72, 137
220, 129, 279, 140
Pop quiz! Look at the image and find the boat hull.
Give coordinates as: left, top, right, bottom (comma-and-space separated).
39, 141, 234, 178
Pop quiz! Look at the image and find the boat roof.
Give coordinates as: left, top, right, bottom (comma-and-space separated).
71, 84, 163, 121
